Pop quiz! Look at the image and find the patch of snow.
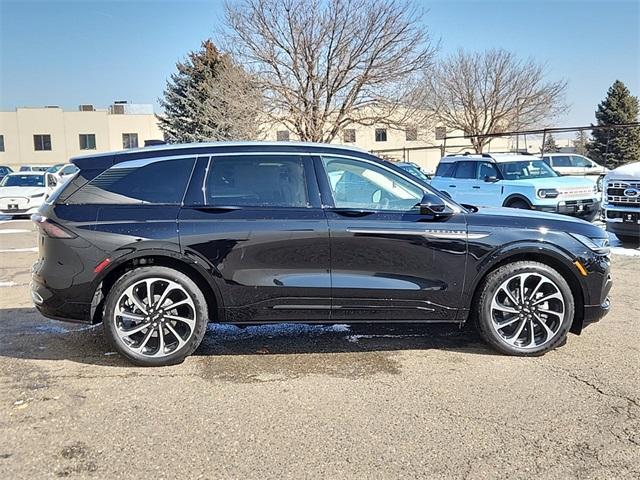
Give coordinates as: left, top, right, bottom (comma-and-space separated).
0, 281, 17, 287
0, 229, 30, 234
0, 247, 37, 253
207, 323, 351, 340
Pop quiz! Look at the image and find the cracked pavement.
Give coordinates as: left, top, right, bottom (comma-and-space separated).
1, 219, 639, 479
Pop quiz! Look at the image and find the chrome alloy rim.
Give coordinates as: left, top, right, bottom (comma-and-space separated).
490, 273, 566, 349
114, 278, 196, 358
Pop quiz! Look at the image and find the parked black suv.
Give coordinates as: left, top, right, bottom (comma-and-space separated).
31, 142, 612, 366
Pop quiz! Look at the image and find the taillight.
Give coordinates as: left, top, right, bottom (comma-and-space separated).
31, 214, 77, 239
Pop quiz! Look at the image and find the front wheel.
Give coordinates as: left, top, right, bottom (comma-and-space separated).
475, 261, 575, 356
103, 266, 208, 366
506, 199, 530, 210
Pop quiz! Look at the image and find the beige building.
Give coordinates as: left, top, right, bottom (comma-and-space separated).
0, 103, 164, 170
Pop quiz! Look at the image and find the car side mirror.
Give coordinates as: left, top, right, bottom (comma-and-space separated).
46, 173, 57, 187
484, 175, 499, 183
419, 193, 450, 217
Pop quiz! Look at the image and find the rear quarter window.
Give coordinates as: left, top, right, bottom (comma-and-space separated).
67, 157, 196, 205
435, 162, 455, 177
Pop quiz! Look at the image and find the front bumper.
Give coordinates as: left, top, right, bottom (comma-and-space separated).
535, 199, 600, 219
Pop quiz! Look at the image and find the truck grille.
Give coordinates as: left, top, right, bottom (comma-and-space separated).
606, 181, 640, 206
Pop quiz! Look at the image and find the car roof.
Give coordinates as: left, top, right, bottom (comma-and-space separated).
70, 141, 377, 171
440, 153, 542, 164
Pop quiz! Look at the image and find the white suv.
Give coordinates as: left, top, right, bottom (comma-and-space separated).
542, 154, 608, 182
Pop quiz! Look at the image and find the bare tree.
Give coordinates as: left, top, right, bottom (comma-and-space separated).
425, 49, 567, 153
223, 0, 436, 142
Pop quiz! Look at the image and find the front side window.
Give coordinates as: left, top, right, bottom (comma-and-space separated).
205, 155, 310, 208
477, 162, 500, 180
122, 133, 139, 149
69, 157, 195, 204
453, 161, 476, 179
322, 156, 423, 212
34, 134, 52, 151
571, 155, 591, 167
79, 134, 96, 150
375, 128, 387, 142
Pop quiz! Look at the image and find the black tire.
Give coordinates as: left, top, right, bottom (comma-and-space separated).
103, 266, 208, 366
474, 261, 575, 356
617, 235, 639, 247
581, 210, 599, 222
506, 199, 530, 210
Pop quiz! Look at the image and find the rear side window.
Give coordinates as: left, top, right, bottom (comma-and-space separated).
68, 157, 195, 205
205, 155, 310, 208
453, 161, 477, 179
551, 155, 571, 167
435, 162, 455, 177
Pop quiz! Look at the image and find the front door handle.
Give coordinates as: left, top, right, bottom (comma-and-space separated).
448, 184, 456, 188
472, 186, 480, 189
330, 208, 375, 217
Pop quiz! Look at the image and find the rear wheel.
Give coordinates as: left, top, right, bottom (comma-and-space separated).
103, 266, 208, 366
475, 261, 575, 356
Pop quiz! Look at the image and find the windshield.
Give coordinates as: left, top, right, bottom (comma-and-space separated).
1, 174, 45, 187
399, 164, 430, 181
497, 160, 559, 180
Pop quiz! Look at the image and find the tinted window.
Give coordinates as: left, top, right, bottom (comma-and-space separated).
1, 174, 45, 187
322, 156, 422, 212
551, 155, 571, 167
70, 157, 195, 204
454, 161, 476, 179
477, 162, 500, 179
205, 156, 310, 208
435, 162, 455, 177
571, 155, 591, 167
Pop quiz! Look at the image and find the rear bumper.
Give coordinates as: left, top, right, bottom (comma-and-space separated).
31, 280, 92, 324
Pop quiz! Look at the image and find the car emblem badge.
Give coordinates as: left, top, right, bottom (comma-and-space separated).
624, 188, 639, 198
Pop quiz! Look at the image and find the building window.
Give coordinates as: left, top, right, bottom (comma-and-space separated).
343, 129, 356, 143
34, 134, 52, 151
0, 135, 4, 152
79, 134, 96, 150
375, 128, 387, 142
405, 127, 417, 141
435, 126, 446, 140
276, 130, 290, 142
122, 133, 139, 149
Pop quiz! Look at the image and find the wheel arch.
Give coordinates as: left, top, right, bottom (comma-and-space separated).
465, 246, 587, 334
502, 194, 533, 208
90, 248, 224, 325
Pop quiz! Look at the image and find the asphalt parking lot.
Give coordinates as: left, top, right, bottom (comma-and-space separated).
0, 218, 639, 479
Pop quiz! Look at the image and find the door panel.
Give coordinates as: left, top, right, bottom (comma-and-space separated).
178, 154, 331, 322
318, 155, 468, 321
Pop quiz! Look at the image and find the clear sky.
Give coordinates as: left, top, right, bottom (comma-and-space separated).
1, 0, 638, 127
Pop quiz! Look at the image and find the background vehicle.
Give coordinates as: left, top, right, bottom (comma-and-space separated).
602, 161, 640, 245
394, 162, 432, 182
542, 153, 608, 179
32, 143, 611, 366
50, 163, 79, 182
431, 153, 600, 221
19, 165, 51, 172
0, 166, 13, 182
0, 172, 56, 216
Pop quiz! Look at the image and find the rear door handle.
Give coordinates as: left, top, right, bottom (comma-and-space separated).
448, 184, 456, 188
472, 186, 480, 189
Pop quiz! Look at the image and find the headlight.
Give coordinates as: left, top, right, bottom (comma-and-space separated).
569, 233, 610, 254
30, 193, 45, 198
537, 188, 559, 199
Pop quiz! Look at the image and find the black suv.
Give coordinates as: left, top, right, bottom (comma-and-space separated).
31, 142, 612, 366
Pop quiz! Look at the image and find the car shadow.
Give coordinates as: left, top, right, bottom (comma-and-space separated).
0, 307, 499, 369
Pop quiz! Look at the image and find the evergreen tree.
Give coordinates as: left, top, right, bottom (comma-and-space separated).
587, 80, 640, 167
573, 130, 589, 156
158, 40, 263, 142
541, 133, 559, 153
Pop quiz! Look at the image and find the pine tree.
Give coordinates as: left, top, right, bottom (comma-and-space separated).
573, 130, 589, 156
158, 40, 263, 142
587, 80, 640, 167
541, 133, 559, 153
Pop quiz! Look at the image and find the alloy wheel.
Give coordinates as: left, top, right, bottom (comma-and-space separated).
114, 277, 196, 358
490, 272, 566, 349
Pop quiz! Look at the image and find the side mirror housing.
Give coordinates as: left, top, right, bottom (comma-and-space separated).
419, 192, 451, 217
484, 175, 499, 183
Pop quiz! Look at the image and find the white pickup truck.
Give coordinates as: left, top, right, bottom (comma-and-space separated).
603, 162, 640, 245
